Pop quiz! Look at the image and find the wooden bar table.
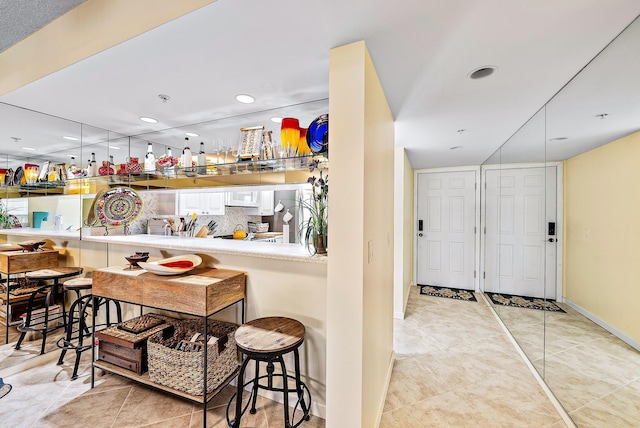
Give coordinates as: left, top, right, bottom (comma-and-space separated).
91, 266, 246, 428
0, 249, 59, 344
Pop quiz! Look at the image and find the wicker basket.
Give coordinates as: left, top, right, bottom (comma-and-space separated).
147, 319, 238, 395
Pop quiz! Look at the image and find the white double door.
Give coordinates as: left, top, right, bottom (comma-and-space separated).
483, 166, 558, 299
416, 170, 478, 290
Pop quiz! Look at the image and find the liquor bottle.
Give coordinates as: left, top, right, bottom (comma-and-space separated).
88, 152, 98, 177
182, 137, 192, 171
144, 142, 156, 172
197, 141, 207, 174
109, 155, 115, 175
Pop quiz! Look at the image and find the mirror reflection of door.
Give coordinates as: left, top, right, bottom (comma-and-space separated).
416, 169, 478, 291
483, 165, 559, 299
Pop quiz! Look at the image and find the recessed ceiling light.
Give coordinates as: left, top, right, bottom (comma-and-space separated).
235, 94, 255, 104
185, 132, 199, 137
595, 113, 609, 119
549, 137, 568, 142
140, 116, 158, 123
109, 146, 120, 150
67, 154, 76, 158
450, 146, 463, 150
63, 136, 79, 141
468, 66, 497, 80
271, 117, 283, 123
22, 146, 36, 151
457, 129, 466, 134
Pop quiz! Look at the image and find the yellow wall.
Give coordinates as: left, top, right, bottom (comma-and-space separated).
564, 130, 640, 342
327, 41, 395, 427
394, 147, 414, 318
0, 0, 216, 96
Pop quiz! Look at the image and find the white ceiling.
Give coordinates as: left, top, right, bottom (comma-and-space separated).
1, 0, 640, 169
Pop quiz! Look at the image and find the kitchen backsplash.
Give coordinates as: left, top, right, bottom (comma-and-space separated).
129, 191, 262, 236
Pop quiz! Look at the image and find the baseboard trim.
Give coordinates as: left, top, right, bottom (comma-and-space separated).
375, 350, 395, 428
563, 298, 640, 352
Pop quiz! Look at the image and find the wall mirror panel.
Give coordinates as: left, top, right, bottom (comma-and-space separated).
485, 14, 640, 426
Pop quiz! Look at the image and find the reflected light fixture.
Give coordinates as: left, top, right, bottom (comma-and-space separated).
235, 94, 255, 104
449, 146, 463, 150
63, 136, 79, 141
140, 116, 158, 123
185, 132, 199, 137
109, 146, 120, 150
271, 117, 283, 123
549, 137, 568, 142
22, 146, 36, 151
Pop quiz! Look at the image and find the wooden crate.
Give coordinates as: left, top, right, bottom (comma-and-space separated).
95, 315, 174, 375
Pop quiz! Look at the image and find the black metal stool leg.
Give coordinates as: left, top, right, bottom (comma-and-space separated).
232, 355, 252, 428
249, 359, 260, 414
277, 355, 291, 428
293, 348, 310, 420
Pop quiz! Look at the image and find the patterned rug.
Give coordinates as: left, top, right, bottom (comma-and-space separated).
485, 292, 565, 312
419, 285, 477, 302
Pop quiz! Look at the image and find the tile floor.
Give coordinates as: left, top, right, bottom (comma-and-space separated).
496, 301, 640, 427
4, 286, 636, 427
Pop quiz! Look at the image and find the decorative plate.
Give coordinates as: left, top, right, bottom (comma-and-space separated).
95, 187, 143, 227
138, 254, 202, 276
307, 114, 328, 153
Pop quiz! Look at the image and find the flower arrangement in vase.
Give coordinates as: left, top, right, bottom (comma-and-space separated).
157, 155, 179, 176
299, 159, 328, 255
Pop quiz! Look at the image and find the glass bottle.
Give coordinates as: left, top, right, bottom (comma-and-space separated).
109, 155, 115, 175
144, 142, 156, 172
182, 137, 192, 172
88, 152, 98, 177
197, 141, 207, 174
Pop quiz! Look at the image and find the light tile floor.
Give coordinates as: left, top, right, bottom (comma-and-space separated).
6, 286, 637, 427
496, 301, 640, 427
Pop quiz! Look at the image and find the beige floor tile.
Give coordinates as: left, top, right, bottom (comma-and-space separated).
570, 379, 640, 428
112, 384, 196, 427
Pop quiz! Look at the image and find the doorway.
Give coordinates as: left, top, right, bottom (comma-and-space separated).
415, 168, 479, 291
482, 164, 561, 299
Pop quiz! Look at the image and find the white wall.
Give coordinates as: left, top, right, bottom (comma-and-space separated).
393, 147, 414, 319
327, 40, 395, 428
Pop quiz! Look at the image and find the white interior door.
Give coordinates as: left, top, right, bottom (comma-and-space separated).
416, 170, 477, 290
484, 166, 557, 299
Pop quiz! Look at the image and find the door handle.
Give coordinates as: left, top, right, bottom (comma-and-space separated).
418, 233, 424, 237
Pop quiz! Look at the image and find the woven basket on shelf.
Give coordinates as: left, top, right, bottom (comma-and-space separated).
147, 319, 238, 395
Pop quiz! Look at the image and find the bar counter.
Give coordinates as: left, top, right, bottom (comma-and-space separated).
1, 228, 326, 264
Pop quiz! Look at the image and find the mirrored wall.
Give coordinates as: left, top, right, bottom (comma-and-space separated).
483, 14, 640, 426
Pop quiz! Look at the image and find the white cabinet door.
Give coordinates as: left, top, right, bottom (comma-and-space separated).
178, 192, 203, 215
226, 191, 259, 207
257, 191, 274, 215
178, 191, 225, 215
204, 193, 225, 215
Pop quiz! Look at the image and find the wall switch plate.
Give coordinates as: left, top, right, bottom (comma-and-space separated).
368, 239, 375, 263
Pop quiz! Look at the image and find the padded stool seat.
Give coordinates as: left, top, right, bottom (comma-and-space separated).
227, 316, 311, 428
63, 277, 93, 291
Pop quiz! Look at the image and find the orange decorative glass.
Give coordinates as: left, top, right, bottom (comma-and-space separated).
280, 118, 300, 156
297, 127, 311, 155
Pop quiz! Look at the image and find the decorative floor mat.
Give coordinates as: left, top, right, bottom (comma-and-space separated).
486, 292, 565, 312
419, 285, 477, 302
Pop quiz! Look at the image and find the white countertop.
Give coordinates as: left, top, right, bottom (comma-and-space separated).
82, 234, 327, 264
0, 227, 80, 240
1, 227, 326, 264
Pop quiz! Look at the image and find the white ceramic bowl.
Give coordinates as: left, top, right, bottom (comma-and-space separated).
138, 254, 202, 276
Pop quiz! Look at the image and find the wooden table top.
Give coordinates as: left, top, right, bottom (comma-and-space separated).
26, 266, 83, 279
234, 316, 305, 354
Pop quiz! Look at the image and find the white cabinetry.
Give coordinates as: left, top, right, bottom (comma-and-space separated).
255, 191, 274, 215
178, 191, 225, 215
226, 191, 259, 207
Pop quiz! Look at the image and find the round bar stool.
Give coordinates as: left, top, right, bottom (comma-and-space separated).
227, 316, 311, 428
56, 277, 122, 380
15, 267, 83, 355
